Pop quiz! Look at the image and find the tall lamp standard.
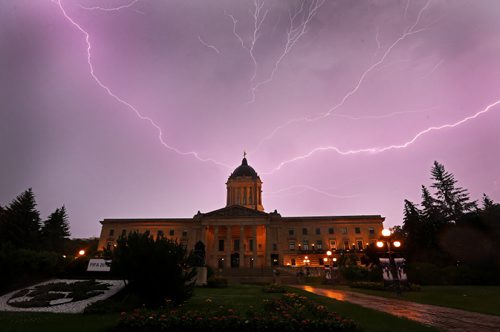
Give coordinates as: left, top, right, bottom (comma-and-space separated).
377, 229, 403, 295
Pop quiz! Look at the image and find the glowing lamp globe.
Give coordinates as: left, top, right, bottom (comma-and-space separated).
376, 241, 384, 248
78, 250, 85, 256
393, 241, 401, 248
381, 229, 391, 237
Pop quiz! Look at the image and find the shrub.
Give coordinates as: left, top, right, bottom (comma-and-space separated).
349, 281, 421, 292
262, 283, 286, 293
207, 277, 228, 288
111, 232, 196, 307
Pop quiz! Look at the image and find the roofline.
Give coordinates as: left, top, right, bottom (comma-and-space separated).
281, 215, 385, 221
100, 218, 192, 224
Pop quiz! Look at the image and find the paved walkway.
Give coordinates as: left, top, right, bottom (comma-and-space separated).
293, 285, 500, 332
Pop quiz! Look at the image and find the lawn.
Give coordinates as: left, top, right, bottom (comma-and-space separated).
0, 284, 438, 332
337, 285, 500, 316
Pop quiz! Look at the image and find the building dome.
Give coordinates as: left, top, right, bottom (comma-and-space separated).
226, 155, 264, 211
229, 158, 258, 179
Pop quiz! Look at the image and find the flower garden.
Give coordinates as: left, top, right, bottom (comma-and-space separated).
115, 292, 358, 332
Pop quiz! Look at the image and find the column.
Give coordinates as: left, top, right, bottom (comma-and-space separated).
252, 225, 257, 267
240, 225, 245, 268
265, 225, 272, 267
226, 225, 231, 266
213, 226, 219, 258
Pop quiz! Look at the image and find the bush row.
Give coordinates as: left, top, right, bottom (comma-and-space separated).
115, 293, 358, 332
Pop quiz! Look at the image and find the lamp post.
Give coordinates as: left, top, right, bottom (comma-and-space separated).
377, 228, 403, 295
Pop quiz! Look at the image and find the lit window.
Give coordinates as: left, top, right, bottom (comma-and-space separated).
302, 240, 309, 250
316, 240, 323, 249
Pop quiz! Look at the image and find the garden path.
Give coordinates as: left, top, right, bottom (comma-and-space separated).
293, 285, 500, 332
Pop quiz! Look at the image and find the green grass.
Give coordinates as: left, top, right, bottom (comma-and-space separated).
337, 285, 500, 316
0, 284, 438, 332
0, 312, 118, 332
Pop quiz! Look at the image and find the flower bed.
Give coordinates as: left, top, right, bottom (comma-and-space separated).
115, 292, 358, 332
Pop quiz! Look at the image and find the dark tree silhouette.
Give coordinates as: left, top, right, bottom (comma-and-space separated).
41, 206, 71, 252
0, 189, 41, 249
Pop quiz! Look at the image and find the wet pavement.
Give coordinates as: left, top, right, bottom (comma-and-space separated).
293, 285, 500, 332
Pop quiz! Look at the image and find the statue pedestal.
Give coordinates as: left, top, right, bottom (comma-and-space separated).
195, 267, 207, 286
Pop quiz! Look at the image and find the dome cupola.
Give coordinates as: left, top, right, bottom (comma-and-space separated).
226, 153, 264, 211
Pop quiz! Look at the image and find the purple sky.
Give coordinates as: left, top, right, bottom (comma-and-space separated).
1, 0, 499, 238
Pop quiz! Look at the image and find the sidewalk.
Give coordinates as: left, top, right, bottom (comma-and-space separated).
293, 285, 500, 332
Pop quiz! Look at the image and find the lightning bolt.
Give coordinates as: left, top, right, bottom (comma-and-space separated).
248, 0, 325, 103
267, 185, 360, 199
198, 35, 222, 55
54, 0, 231, 170
252, 0, 432, 151
262, 99, 500, 174
79, 0, 140, 12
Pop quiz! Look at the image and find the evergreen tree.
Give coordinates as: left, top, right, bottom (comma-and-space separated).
41, 206, 71, 252
430, 161, 476, 222
0, 189, 41, 249
482, 194, 495, 211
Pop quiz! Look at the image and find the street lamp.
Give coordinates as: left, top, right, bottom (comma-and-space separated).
78, 249, 85, 256
377, 229, 404, 295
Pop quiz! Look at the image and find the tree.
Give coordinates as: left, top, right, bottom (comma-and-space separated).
111, 232, 196, 307
41, 206, 71, 252
0, 189, 41, 249
431, 161, 476, 222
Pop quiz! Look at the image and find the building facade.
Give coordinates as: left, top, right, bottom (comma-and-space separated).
98, 157, 384, 268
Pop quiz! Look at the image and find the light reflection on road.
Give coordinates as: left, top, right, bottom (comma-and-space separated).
293, 285, 500, 332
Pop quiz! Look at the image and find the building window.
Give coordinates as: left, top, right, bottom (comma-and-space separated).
291, 258, 296, 266
121, 229, 127, 237
355, 227, 361, 234
341, 227, 348, 234
272, 243, 277, 251
357, 240, 363, 250
218, 239, 224, 251
302, 228, 308, 235
328, 227, 334, 234
329, 240, 336, 249
302, 240, 309, 250
315, 228, 321, 235
109, 229, 114, 237
234, 239, 240, 251
316, 240, 323, 249
288, 229, 295, 236
289, 241, 295, 250
343, 240, 349, 250
169, 229, 174, 236
182, 230, 188, 237
249, 239, 254, 251
369, 227, 375, 235
157, 230, 164, 238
